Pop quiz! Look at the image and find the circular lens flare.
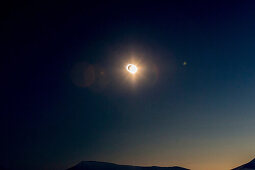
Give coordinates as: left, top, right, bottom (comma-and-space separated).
126, 64, 137, 74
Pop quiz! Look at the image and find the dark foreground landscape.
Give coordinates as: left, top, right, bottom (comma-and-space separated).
1, 157, 255, 170
66, 158, 255, 170
66, 161, 189, 170
232, 158, 255, 170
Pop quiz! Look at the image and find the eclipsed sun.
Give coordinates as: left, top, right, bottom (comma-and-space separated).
126, 64, 138, 74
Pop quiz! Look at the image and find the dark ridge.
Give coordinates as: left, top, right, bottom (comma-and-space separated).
67, 161, 190, 170
232, 158, 255, 170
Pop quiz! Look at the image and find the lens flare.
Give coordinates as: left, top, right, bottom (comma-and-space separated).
126, 64, 137, 74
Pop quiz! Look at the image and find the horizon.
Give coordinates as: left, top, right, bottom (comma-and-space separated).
66, 158, 255, 170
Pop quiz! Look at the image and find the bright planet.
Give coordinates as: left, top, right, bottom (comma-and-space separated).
126, 64, 137, 74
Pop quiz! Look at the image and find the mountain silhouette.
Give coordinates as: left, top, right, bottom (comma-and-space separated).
67, 161, 189, 170
232, 158, 255, 170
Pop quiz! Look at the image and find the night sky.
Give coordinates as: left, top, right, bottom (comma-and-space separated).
2, 1, 255, 170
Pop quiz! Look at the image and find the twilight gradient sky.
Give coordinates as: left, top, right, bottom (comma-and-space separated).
2, 1, 255, 170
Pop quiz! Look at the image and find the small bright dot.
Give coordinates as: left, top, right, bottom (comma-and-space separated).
126, 64, 137, 74
183, 61, 187, 66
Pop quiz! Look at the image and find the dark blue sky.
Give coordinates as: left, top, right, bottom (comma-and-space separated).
2, 1, 255, 170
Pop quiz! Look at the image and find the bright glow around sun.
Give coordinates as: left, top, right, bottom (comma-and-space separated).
126, 64, 137, 74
